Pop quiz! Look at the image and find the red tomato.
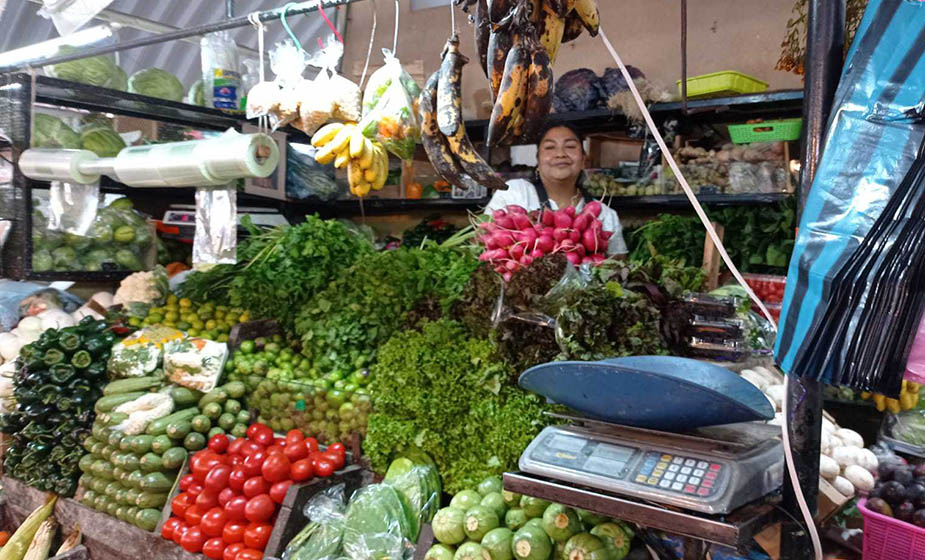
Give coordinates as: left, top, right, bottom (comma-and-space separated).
223, 521, 247, 544
218, 487, 238, 508
314, 457, 335, 478
285, 429, 304, 447
241, 441, 264, 458
246, 423, 268, 440
201, 507, 228, 538
327, 442, 345, 455
229, 467, 249, 491
223, 542, 245, 560
208, 434, 230, 454
173, 521, 189, 546
261, 454, 291, 483
266, 444, 285, 456
269, 480, 293, 504
290, 459, 314, 482
322, 451, 345, 470
228, 437, 246, 457
184, 504, 206, 526
235, 549, 263, 560
196, 488, 220, 510
161, 517, 182, 540
188, 483, 204, 498
230, 455, 244, 466
243, 452, 267, 478
224, 495, 248, 521
205, 464, 232, 492
303, 437, 319, 454
171, 493, 192, 518
180, 525, 206, 553
307, 451, 324, 465
253, 426, 274, 447
244, 494, 275, 523
243, 522, 273, 549
179, 474, 196, 492
203, 537, 225, 560
283, 442, 308, 462
192, 452, 222, 483
243, 476, 269, 498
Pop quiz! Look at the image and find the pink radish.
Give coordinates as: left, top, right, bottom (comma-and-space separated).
520, 255, 534, 266
478, 222, 498, 233
582, 200, 603, 218
559, 239, 576, 252
572, 213, 592, 232
511, 213, 532, 231
505, 260, 518, 271
532, 249, 546, 259
600, 230, 613, 241
492, 231, 515, 247
553, 212, 573, 229
574, 244, 586, 257
541, 210, 556, 227
514, 228, 537, 245
565, 252, 581, 265
509, 244, 525, 260
495, 215, 515, 229
564, 206, 576, 218
581, 256, 595, 265
484, 248, 509, 261
552, 228, 570, 242
591, 254, 607, 264
535, 236, 555, 253
582, 229, 599, 253
507, 205, 527, 215
479, 252, 493, 262
568, 230, 581, 244
502, 271, 514, 282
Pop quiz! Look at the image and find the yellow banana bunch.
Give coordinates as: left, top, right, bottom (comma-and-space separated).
312, 122, 389, 198
863, 380, 920, 412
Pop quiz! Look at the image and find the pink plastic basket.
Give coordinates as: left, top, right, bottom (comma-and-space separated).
905, 314, 925, 385
860, 498, 925, 559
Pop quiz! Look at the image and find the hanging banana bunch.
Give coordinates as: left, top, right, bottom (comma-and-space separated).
419, 35, 508, 192
312, 122, 389, 197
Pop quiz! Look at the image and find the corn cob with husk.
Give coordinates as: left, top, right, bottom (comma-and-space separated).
22, 517, 56, 560
55, 525, 81, 555
0, 496, 56, 560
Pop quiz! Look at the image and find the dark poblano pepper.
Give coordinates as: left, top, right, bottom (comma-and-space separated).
49, 363, 76, 384
83, 336, 110, 358
43, 348, 65, 367
58, 332, 82, 352
70, 350, 92, 369
84, 362, 107, 381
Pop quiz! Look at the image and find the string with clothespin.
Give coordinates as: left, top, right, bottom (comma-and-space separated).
247, 11, 268, 134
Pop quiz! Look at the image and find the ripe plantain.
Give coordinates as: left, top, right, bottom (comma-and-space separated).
372, 145, 389, 190
545, 0, 569, 17
419, 70, 470, 190
574, 0, 600, 36
487, 0, 513, 24
474, 0, 491, 78
537, 3, 566, 63
562, 12, 584, 43
487, 26, 513, 103
487, 34, 530, 147
437, 36, 508, 190
522, 41, 554, 142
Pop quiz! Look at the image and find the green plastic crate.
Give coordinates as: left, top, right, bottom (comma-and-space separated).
676, 71, 768, 98
727, 118, 803, 144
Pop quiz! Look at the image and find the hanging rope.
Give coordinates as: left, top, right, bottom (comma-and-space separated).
359, 0, 378, 88
392, 0, 400, 53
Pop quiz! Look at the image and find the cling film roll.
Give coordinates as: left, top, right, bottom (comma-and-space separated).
196, 130, 279, 181
18, 148, 102, 184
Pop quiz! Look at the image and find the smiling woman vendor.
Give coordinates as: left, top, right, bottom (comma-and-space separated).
485, 123, 628, 257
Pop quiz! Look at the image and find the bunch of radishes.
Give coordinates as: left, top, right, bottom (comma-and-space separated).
477, 203, 611, 281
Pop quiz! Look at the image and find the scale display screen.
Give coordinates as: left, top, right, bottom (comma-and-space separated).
530, 432, 636, 480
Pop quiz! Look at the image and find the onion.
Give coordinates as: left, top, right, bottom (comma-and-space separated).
582, 200, 603, 218
553, 212, 573, 229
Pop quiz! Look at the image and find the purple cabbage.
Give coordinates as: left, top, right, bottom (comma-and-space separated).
594, 66, 646, 106
553, 68, 602, 113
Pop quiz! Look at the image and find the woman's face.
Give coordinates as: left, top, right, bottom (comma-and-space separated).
537, 126, 585, 183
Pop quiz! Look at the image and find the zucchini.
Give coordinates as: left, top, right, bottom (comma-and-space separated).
146, 407, 199, 436
103, 412, 129, 427
103, 376, 162, 396
183, 432, 206, 451
224, 381, 246, 399
96, 392, 147, 414
122, 454, 140, 472
191, 415, 212, 434
169, 386, 202, 407
79, 454, 95, 473
81, 490, 97, 507
106, 500, 120, 517
104, 481, 123, 497
136, 492, 168, 509
127, 470, 145, 490
201, 402, 223, 420
135, 508, 161, 532
118, 435, 133, 452
218, 413, 236, 431
107, 430, 124, 447
231, 423, 248, 438
140, 472, 173, 492
150, 435, 173, 455
124, 487, 141, 506
139, 453, 163, 473
166, 421, 192, 440
512, 525, 553, 560
198, 387, 229, 409
162, 447, 188, 470
130, 435, 154, 455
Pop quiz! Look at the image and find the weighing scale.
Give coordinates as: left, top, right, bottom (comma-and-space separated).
160, 205, 289, 240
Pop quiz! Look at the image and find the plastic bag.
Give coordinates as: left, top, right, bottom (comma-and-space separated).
193, 186, 237, 266
359, 50, 421, 161
286, 143, 341, 201
201, 31, 241, 110
295, 71, 334, 135
382, 453, 442, 542
282, 484, 347, 560
37, 0, 114, 36
48, 181, 100, 236
905, 314, 925, 385
270, 40, 309, 128
341, 484, 415, 560
0, 282, 83, 331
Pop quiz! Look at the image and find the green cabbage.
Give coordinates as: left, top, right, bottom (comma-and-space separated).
80, 126, 125, 157
187, 79, 205, 106
79, 113, 115, 132
128, 68, 184, 102
32, 113, 80, 149
47, 47, 120, 88
110, 66, 128, 91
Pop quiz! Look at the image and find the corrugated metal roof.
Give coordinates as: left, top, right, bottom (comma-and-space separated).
0, 0, 344, 88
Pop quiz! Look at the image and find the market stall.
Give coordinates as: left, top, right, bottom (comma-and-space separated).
2, 0, 924, 559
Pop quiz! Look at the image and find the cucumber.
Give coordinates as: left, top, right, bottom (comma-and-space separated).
136, 492, 168, 509
150, 435, 173, 455
224, 399, 243, 415
118, 435, 133, 452
104, 481, 123, 498
124, 487, 141, 506
140, 472, 173, 492
96, 392, 147, 414
130, 435, 154, 454
166, 421, 192, 440
146, 407, 199, 436
100, 445, 116, 461
201, 402, 223, 420
224, 381, 246, 399
79, 454, 95, 473
122, 454, 140, 472
198, 388, 229, 409
184, 432, 206, 451
106, 500, 120, 517
98, 412, 129, 427
191, 415, 212, 434
90, 477, 108, 494
162, 447, 188, 470
169, 386, 202, 407
136, 508, 162, 532
107, 430, 124, 447
103, 376, 162, 396
218, 413, 236, 431
139, 453, 163, 473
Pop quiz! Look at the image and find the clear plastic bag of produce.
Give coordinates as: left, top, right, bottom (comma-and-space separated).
883, 409, 925, 451
283, 484, 347, 560
905, 314, 925, 386
47, 181, 100, 236
32, 195, 156, 273
286, 143, 341, 201
201, 30, 241, 110
0, 282, 82, 331
358, 50, 421, 161
341, 484, 415, 560
246, 40, 307, 128
193, 185, 237, 266
382, 452, 442, 542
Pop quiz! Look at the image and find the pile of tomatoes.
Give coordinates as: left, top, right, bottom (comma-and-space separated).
161, 423, 347, 560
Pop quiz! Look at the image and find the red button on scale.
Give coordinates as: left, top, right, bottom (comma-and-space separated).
684, 485, 696, 494
710, 464, 721, 471
697, 488, 710, 496
702, 479, 714, 488
705, 472, 717, 480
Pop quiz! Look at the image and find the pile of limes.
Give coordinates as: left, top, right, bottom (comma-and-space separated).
132, 294, 251, 342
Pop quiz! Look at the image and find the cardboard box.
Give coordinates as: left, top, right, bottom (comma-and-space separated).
587, 134, 643, 168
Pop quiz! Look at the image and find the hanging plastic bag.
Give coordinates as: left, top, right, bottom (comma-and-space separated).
37, 0, 115, 36
201, 31, 242, 110
341, 484, 415, 560
359, 50, 422, 161
282, 484, 347, 560
193, 186, 237, 266
286, 143, 341, 201
48, 181, 100, 236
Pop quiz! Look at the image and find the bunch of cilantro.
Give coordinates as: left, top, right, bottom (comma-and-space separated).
364, 320, 557, 493
294, 245, 478, 375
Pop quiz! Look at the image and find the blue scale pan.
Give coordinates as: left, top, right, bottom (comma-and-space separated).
518, 356, 774, 431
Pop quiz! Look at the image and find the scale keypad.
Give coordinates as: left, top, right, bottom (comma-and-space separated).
633, 452, 722, 497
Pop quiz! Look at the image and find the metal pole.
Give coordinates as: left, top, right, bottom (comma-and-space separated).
779, 0, 844, 557
0, 0, 363, 74
226, 0, 235, 19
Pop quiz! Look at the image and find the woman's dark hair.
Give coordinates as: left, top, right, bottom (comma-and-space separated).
537, 121, 585, 150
